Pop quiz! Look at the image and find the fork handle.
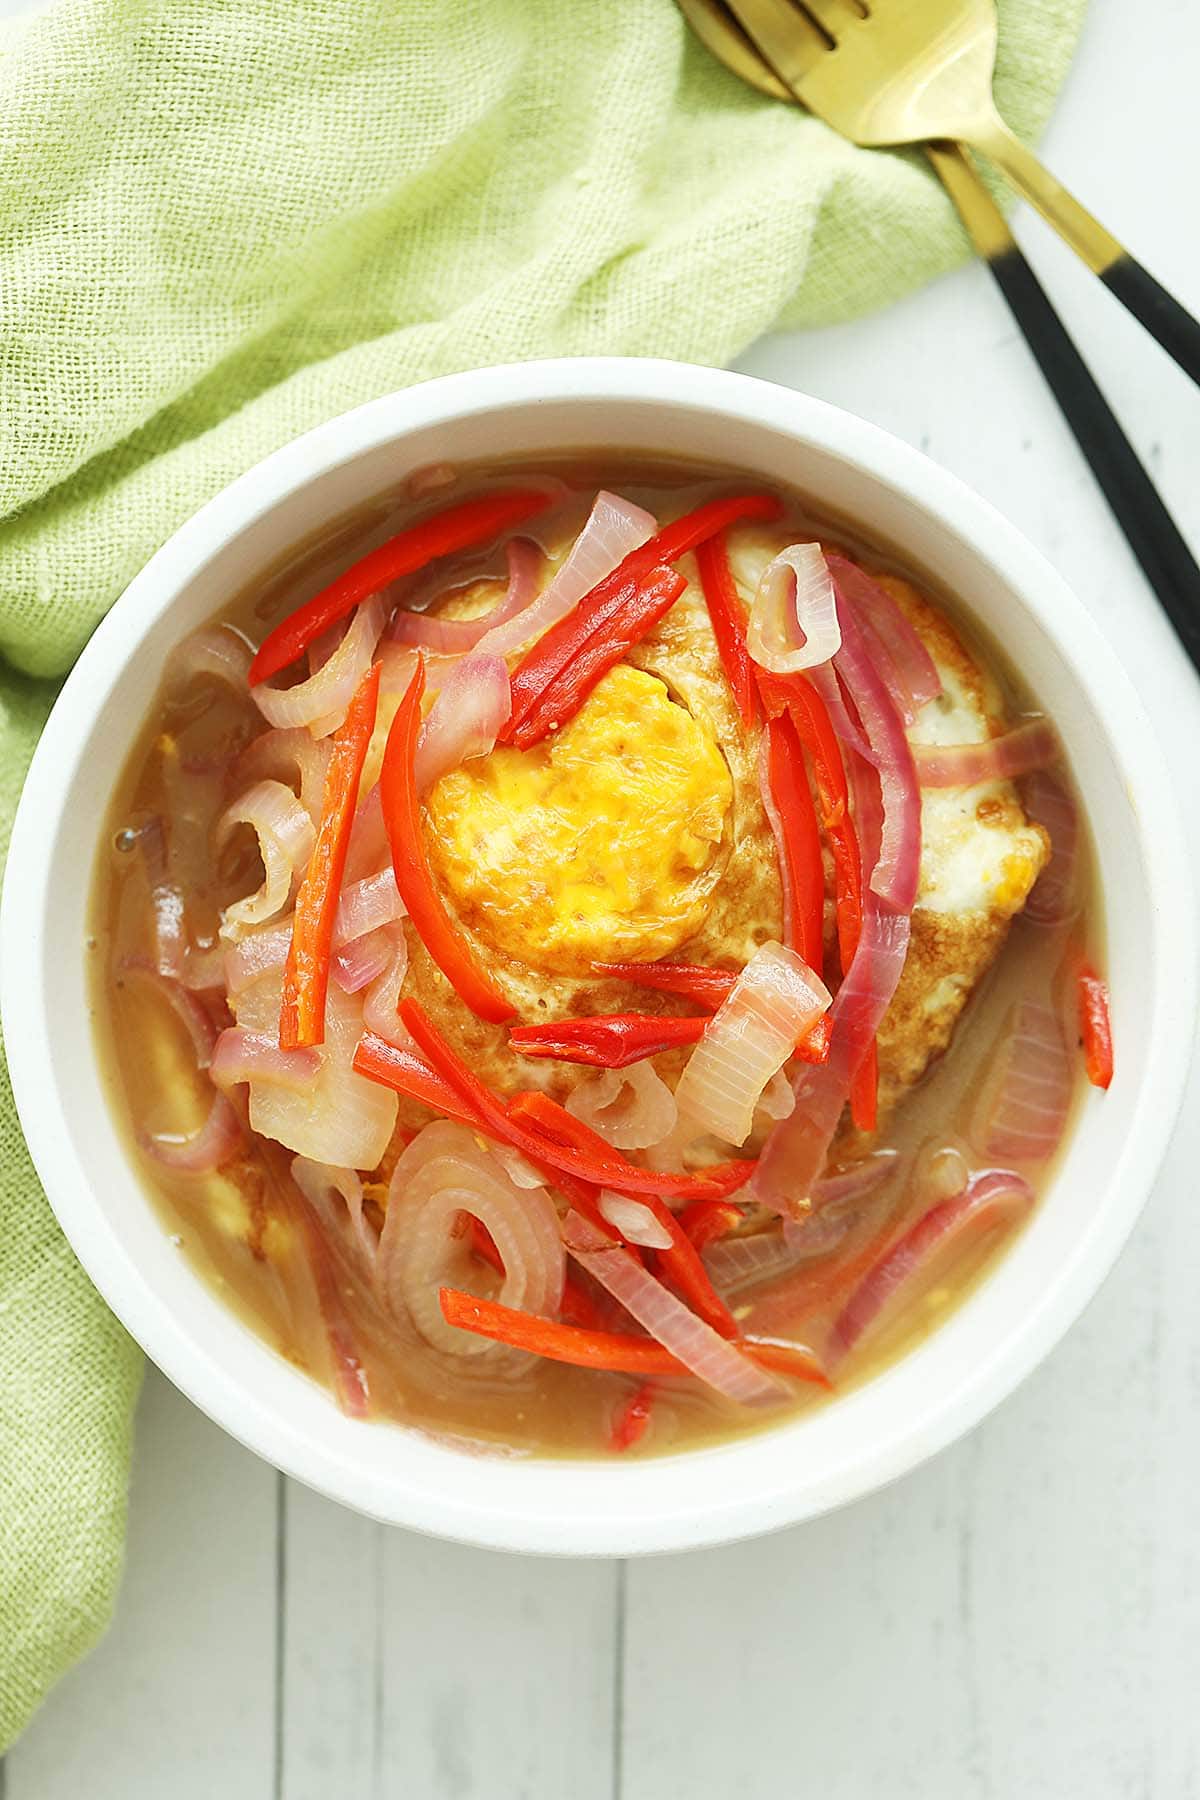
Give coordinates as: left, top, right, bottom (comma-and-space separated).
986, 246, 1200, 672
966, 115, 1200, 388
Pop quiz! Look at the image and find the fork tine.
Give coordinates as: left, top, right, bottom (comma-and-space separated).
793, 0, 869, 37
728, 0, 830, 87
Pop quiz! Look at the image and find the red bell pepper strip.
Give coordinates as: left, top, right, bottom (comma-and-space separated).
611, 1382, 656, 1451
501, 1084, 756, 1203
502, 492, 783, 743
592, 960, 737, 1010
1077, 966, 1114, 1089
387, 999, 756, 1200
637, 1193, 738, 1336
380, 659, 514, 1023
764, 708, 825, 973
279, 661, 381, 1049
677, 1198, 743, 1253
560, 1273, 610, 1331
761, 669, 878, 1130
249, 488, 554, 684
589, 961, 829, 1064
439, 1288, 829, 1386
506, 564, 686, 750
695, 530, 757, 730
509, 1011, 707, 1068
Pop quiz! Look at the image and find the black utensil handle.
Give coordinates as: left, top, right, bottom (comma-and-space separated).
987, 244, 1200, 673
1101, 254, 1200, 388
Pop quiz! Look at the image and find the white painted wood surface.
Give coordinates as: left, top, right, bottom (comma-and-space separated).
6, 0, 1200, 1793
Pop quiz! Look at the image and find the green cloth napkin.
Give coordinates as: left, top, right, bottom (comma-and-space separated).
0, 0, 1085, 1748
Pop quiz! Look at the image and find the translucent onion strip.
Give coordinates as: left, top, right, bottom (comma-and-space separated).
217, 780, 315, 938
251, 597, 385, 735
378, 1121, 565, 1359
1022, 769, 1081, 926
234, 727, 332, 828
913, 718, 1059, 788
563, 1209, 786, 1406
597, 1191, 674, 1250
389, 536, 542, 653
565, 1060, 678, 1151
675, 942, 831, 1148
979, 1003, 1073, 1165
829, 1169, 1034, 1364
165, 624, 254, 693
292, 1156, 377, 1275
746, 544, 841, 674
413, 653, 511, 794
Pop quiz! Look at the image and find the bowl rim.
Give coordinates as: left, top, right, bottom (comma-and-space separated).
3, 356, 1194, 1555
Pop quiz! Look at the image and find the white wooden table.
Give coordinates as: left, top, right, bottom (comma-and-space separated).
6, 1, 1200, 1793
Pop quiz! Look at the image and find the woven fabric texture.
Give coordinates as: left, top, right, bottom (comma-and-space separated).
0, 0, 1084, 1748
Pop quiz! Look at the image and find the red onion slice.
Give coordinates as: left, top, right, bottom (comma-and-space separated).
331, 926, 396, 995
211, 1028, 322, 1091
565, 1060, 678, 1151
119, 960, 219, 1067
389, 537, 542, 652
292, 1156, 377, 1275
166, 624, 254, 693
378, 1120, 565, 1359
674, 942, 831, 1148
747, 543, 841, 673
913, 718, 1059, 787
826, 555, 941, 721
360, 925, 410, 1042
597, 1192, 674, 1250
978, 1002, 1073, 1164
251, 597, 384, 735
471, 490, 656, 659
1022, 769, 1081, 925
833, 598, 921, 913
414, 654, 511, 794
234, 727, 332, 828
142, 1093, 243, 1174
333, 867, 405, 945
563, 1209, 786, 1406
829, 1169, 1034, 1364
217, 779, 315, 937
705, 1152, 898, 1292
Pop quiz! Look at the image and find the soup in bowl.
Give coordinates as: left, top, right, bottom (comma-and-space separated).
3, 361, 1191, 1552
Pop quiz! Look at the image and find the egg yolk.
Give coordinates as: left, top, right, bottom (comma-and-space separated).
425, 664, 733, 974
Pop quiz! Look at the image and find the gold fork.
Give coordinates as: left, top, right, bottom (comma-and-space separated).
677, 0, 1200, 676
717, 0, 1200, 386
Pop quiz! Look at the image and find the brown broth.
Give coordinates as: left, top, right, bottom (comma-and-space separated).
87, 455, 1097, 1458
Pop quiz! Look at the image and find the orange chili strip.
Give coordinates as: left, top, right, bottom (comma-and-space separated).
507, 565, 687, 749
509, 1011, 708, 1068
502, 492, 783, 743
249, 488, 554, 684
279, 662, 381, 1049
592, 960, 737, 1010
696, 530, 757, 730
439, 1288, 829, 1386
611, 1382, 656, 1452
1077, 966, 1114, 1089
380, 659, 514, 1023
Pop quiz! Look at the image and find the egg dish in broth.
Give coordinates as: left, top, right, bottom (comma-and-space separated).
91, 458, 1111, 1457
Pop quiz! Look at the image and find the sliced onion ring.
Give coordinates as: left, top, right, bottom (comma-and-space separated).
251, 596, 384, 735
166, 624, 254, 694
674, 942, 831, 1148
826, 555, 941, 721
389, 537, 542, 653
234, 728, 332, 828
378, 1121, 565, 1359
829, 1169, 1034, 1365
565, 1060, 678, 1151
747, 543, 840, 674
217, 780, 315, 937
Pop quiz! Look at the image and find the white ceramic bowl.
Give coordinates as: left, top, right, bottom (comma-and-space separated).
3, 359, 1193, 1555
